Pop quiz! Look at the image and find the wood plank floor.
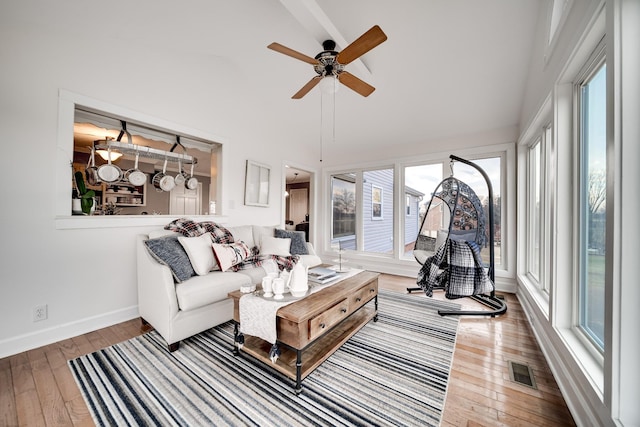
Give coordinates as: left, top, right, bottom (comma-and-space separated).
1, 274, 576, 426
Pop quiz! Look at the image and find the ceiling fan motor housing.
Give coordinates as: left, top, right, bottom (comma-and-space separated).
314, 40, 343, 77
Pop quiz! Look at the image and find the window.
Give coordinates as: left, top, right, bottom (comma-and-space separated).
577, 60, 606, 350
331, 174, 356, 249
528, 138, 542, 283
363, 168, 393, 254
452, 156, 503, 266
403, 163, 442, 259
327, 150, 510, 270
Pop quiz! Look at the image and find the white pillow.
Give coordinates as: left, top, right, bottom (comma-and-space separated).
252, 225, 277, 248
228, 225, 255, 248
178, 233, 218, 275
260, 236, 291, 257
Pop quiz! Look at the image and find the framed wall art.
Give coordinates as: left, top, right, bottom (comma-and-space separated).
244, 160, 270, 207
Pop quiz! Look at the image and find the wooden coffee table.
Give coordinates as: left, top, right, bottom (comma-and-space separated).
228, 270, 379, 394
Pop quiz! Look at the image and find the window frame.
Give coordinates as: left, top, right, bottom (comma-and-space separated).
574, 50, 607, 353
323, 144, 514, 282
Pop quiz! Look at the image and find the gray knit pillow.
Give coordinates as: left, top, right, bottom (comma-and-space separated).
144, 235, 196, 282
274, 229, 308, 255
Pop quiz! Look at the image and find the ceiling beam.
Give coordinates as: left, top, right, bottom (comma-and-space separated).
278, 0, 373, 80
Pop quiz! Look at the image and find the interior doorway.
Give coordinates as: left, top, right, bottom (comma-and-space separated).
284, 166, 312, 241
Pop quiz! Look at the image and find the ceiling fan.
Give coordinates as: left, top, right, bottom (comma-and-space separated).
268, 25, 387, 99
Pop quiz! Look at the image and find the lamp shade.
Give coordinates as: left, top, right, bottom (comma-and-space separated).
320, 75, 339, 94
96, 149, 123, 162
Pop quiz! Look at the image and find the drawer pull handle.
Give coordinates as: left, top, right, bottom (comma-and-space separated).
356, 297, 362, 302
370, 288, 375, 293
341, 308, 347, 313
320, 323, 326, 329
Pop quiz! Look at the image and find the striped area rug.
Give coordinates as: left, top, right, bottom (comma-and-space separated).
68, 290, 459, 426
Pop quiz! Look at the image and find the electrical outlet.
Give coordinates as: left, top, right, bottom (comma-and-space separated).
33, 304, 48, 322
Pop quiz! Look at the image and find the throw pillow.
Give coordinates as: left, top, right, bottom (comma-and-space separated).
212, 241, 251, 272
178, 233, 219, 275
228, 225, 255, 249
274, 229, 308, 255
260, 236, 291, 257
144, 235, 196, 283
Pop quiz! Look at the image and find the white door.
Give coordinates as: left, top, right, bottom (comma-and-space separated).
289, 188, 308, 224
170, 183, 202, 215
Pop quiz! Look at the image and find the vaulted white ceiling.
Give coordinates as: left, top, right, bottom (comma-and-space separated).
5, 0, 542, 160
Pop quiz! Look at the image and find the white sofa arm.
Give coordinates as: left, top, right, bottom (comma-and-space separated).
136, 235, 180, 341
300, 242, 322, 267
306, 242, 317, 255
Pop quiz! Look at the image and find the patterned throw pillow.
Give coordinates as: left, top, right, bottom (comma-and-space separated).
212, 241, 251, 272
274, 229, 308, 255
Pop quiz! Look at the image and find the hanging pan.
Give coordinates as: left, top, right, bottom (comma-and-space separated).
152, 158, 175, 192
85, 147, 101, 186
174, 158, 187, 186
186, 162, 198, 190
97, 145, 123, 183
125, 151, 146, 186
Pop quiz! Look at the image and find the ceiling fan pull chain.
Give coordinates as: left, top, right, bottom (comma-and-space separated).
319, 89, 324, 163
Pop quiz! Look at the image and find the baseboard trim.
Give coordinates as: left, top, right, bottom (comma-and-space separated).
0, 305, 139, 359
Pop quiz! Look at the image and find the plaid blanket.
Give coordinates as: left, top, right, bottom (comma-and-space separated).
417, 239, 494, 299
165, 218, 299, 272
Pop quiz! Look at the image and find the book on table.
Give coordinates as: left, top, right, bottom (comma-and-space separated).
308, 267, 339, 284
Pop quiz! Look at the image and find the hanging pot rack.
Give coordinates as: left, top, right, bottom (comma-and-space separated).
93, 121, 198, 165
94, 139, 198, 165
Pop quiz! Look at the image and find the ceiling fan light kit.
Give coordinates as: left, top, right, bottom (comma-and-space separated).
268, 25, 387, 99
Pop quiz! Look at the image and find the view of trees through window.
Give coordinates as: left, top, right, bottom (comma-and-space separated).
579, 61, 606, 350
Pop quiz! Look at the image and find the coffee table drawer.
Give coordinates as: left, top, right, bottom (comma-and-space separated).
308, 299, 349, 340
350, 282, 378, 310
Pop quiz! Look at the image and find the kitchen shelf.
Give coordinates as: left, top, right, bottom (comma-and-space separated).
104, 182, 146, 207
94, 140, 198, 165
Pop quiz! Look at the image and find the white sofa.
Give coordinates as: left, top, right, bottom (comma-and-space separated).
137, 224, 321, 351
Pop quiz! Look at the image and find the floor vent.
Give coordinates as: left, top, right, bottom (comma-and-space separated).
508, 361, 537, 389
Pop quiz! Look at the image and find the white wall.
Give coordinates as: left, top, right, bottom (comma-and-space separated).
0, 2, 319, 357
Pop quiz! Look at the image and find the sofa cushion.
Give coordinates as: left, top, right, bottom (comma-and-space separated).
274, 229, 309, 255
178, 233, 219, 275
236, 265, 268, 285
260, 236, 291, 257
252, 225, 277, 249
212, 241, 251, 272
227, 225, 255, 249
175, 272, 250, 311
144, 235, 196, 283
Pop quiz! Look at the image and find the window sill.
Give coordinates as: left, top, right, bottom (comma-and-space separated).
517, 273, 550, 319
556, 326, 605, 399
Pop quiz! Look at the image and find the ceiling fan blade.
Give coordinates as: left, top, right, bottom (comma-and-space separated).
267, 42, 319, 65
336, 25, 387, 65
338, 71, 376, 97
292, 76, 323, 99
